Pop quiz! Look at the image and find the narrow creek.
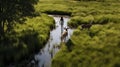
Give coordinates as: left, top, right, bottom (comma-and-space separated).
33, 15, 74, 67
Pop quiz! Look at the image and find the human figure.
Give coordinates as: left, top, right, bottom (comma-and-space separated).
59, 17, 64, 34
59, 17, 64, 25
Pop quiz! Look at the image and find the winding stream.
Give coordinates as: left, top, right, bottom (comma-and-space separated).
33, 15, 74, 67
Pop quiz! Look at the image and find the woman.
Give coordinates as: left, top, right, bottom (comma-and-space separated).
59, 17, 64, 26
59, 17, 64, 34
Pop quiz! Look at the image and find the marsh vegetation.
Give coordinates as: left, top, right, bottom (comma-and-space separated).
0, 0, 120, 67
36, 0, 120, 67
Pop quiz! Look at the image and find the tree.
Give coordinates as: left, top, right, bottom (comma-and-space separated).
0, 0, 38, 37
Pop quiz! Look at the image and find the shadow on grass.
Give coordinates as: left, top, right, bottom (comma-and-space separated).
44, 10, 72, 16
66, 39, 74, 52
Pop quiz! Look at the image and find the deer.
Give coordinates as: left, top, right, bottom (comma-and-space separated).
81, 21, 93, 30
61, 27, 69, 42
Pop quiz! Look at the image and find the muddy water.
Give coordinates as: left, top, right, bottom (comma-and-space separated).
34, 15, 74, 67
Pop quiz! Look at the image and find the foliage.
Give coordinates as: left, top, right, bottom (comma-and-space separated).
36, 0, 120, 27
37, 0, 120, 67
0, 0, 120, 66
0, 0, 38, 36
35, 0, 73, 15
68, 14, 120, 28
0, 14, 55, 66
52, 23, 120, 67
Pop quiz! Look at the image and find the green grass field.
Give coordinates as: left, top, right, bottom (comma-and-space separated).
52, 23, 120, 67
0, 0, 120, 66
34, 0, 120, 67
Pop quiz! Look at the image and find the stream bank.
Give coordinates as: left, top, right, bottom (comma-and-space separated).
32, 15, 74, 67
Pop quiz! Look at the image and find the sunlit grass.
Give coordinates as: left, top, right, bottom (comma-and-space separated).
40, 0, 120, 67
52, 23, 120, 67
1, 0, 120, 66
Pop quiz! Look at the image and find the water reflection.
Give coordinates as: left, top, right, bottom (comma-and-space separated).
31, 15, 74, 67
61, 25, 63, 34
59, 17, 64, 34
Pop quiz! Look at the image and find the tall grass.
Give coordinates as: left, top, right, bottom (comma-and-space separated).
35, 0, 73, 15
68, 14, 120, 28
52, 23, 120, 67
35, 0, 120, 16
35, 0, 120, 28
38, 0, 120, 67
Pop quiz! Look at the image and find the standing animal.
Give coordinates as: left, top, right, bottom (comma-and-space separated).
61, 27, 69, 42
81, 21, 93, 30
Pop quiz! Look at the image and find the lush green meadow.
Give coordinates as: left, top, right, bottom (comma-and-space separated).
34, 0, 120, 67
0, 14, 55, 66
52, 23, 120, 67
0, 0, 120, 66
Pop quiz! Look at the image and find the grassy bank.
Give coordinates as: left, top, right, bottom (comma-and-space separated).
35, 0, 120, 15
35, 0, 73, 15
1, 0, 120, 66
0, 14, 55, 66
52, 22, 120, 67
35, 0, 120, 27
68, 14, 120, 28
